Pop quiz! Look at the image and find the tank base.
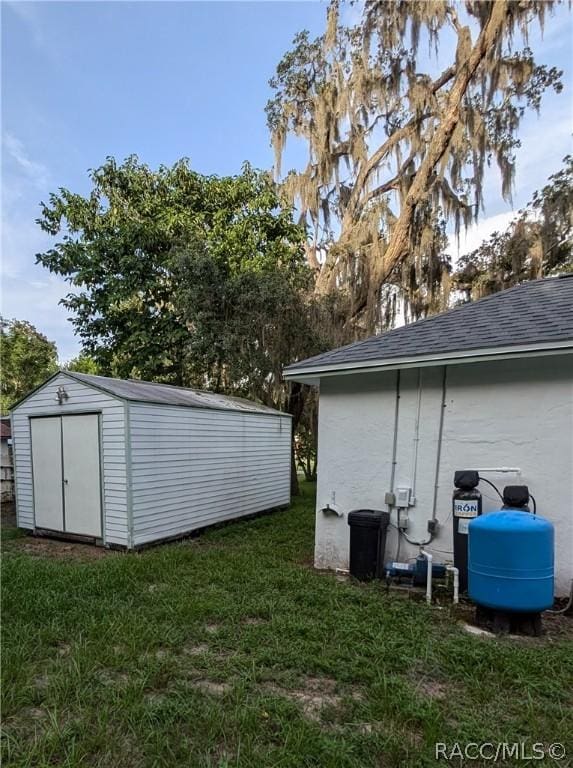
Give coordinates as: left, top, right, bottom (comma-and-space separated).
475, 605, 543, 637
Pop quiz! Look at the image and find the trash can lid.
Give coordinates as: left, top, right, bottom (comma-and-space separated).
347, 509, 390, 528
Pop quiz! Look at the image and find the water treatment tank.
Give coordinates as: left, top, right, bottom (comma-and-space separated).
468, 511, 554, 612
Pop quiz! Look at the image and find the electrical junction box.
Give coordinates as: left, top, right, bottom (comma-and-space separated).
427, 519, 439, 534
396, 487, 413, 508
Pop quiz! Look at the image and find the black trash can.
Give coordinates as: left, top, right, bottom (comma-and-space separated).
347, 509, 390, 581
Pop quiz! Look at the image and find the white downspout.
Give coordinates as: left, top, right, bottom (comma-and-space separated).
447, 565, 459, 605
420, 549, 433, 604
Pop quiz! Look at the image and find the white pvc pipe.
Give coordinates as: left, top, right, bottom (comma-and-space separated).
447, 565, 459, 605
410, 369, 422, 500
420, 549, 433, 605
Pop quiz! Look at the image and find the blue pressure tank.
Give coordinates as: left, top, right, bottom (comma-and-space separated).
468, 511, 554, 612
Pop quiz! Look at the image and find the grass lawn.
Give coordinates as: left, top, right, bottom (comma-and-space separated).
2, 482, 572, 768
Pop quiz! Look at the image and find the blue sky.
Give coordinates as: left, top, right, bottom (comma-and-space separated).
2, 1, 572, 361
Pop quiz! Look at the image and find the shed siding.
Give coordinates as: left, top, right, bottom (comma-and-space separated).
129, 403, 291, 545
315, 354, 573, 595
11, 373, 129, 546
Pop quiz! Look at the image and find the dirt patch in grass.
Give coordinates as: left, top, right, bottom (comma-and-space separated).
145, 675, 232, 703
3, 706, 50, 738
20, 706, 48, 722
209, 746, 235, 767
154, 647, 173, 660
94, 728, 145, 768
96, 668, 131, 687
54, 641, 71, 657
182, 642, 210, 656
188, 678, 232, 696
242, 617, 268, 627
144, 690, 169, 706
408, 662, 455, 701
413, 678, 450, 700
112, 644, 127, 655
33, 673, 50, 692
204, 622, 221, 635
261, 675, 355, 722
8, 536, 114, 561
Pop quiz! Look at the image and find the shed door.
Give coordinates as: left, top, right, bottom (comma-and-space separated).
31, 414, 102, 537
31, 417, 64, 531
62, 414, 102, 537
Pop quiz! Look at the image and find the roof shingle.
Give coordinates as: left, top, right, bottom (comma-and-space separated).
285, 275, 573, 375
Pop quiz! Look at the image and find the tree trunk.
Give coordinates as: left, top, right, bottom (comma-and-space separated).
290, 442, 299, 497
365, 1, 508, 314
314, 1, 508, 325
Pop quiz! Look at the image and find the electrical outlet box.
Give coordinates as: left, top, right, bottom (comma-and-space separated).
427, 519, 439, 534
384, 491, 396, 506
396, 487, 412, 508
397, 515, 409, 530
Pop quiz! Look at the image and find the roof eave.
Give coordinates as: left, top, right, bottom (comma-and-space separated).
283, 340, 573, 384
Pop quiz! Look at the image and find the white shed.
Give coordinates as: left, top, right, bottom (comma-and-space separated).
284, 276, 573, 596
11, 372, 292, 547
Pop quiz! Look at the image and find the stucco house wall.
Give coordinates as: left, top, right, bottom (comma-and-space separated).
315, 354, 573, 595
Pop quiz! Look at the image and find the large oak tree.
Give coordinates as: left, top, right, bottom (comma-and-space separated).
268, 0, 564, 333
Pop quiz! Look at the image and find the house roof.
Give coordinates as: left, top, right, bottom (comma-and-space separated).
64, 373, 288, 416
284, 275, 573, 379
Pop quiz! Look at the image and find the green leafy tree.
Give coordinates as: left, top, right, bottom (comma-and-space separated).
63, 353, 100, 375
173, 240, 339, 494
1, 319, 58, 412
38, 156, 204, 383
37, 157, 309, 384
36, 157, 330, 492
268, 0, 564, 333
455, 155, 573, 298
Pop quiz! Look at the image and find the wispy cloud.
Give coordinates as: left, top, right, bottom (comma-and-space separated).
3, 133, 49, 189
4, 1, 50, 54
0, 201, 80, 361
0, 129, 75, 357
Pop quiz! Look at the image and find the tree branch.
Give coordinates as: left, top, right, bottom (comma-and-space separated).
354, 1, 508, 322
314, 61, 455, 295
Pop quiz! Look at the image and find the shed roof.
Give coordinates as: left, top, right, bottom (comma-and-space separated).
10, 371, 287, 416
284, 275, 573, 379
65, 373, 287, 415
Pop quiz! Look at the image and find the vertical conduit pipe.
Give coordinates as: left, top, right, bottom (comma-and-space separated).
385, 370, 402, 570
430, 366, 448, 524
420, 549, 433, 604
410, 369, 422, 502
389, 370, 401, 495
